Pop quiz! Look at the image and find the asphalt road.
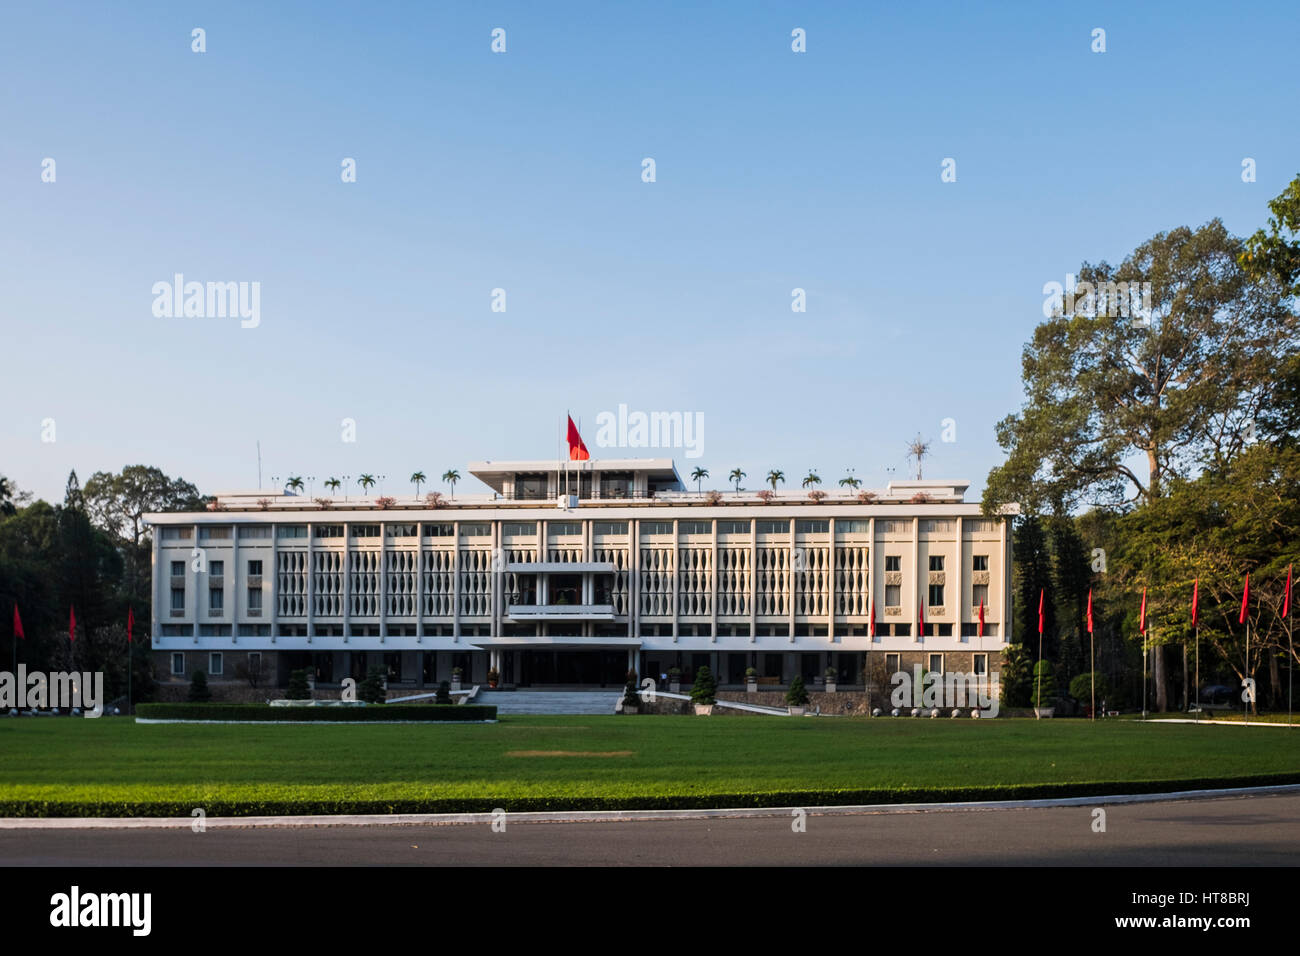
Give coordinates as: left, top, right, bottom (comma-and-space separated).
2, 793, 1297, 866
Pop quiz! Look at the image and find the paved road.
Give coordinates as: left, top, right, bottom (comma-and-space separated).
3, 792, 1297, 865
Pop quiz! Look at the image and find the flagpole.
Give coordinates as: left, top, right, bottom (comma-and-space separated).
1090, 629, 1095, 722
1142, 633, 1147, 720
1195, 623, 1200, 723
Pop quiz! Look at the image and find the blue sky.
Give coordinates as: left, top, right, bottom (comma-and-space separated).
2, 1, 1297, 503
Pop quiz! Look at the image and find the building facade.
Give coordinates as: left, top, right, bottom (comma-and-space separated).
147, 458, 1015, 690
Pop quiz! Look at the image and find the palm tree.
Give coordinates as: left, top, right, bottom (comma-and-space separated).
324, 477, 341, 496
766, 469, 785, 492
690, 467, 709, 495
802, 471, 822, 490
410, 471, 427, 498
358, 474, 377, 495
442, 469, 461, 498
729, 468, 746, 494
907, 434, 931, 480
839, 468, 861, 491
286, 475, 304, 496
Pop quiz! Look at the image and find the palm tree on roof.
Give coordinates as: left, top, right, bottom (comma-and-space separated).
690, 467, 709, 495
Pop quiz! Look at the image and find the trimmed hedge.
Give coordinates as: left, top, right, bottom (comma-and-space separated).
135, 703, 496, 722
4, 772, 1300, 818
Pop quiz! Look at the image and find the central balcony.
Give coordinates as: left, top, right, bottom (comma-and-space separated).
506, 603, 616, 621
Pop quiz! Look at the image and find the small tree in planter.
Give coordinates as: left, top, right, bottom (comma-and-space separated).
668, 667, 682, 693
785, 674, 810, 715
188, 670, 211, 702
286, 668, 310, 700
745, 667, 758, 693
622, 670, 641, 714
824, 666, 838, 693
435, 680, 452, 705
359, 666, 387, 704
690, 666, 717, 715
487, 667, 500, 689
451, 666, 463, 691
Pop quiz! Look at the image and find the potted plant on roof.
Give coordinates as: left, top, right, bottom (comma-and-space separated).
668, 666, 681, 694
451, 666, 463, 693
824, 665, 838, 694
786, 674, 810, 716
691, 665, 717, 715
745, 667, 758, 694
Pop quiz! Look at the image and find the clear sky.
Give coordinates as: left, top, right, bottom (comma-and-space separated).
2, 0, 1297, 503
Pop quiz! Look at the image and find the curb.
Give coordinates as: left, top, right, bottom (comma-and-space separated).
2, 782, 1298, 830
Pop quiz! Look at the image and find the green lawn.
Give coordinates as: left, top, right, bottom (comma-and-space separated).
1, 715, 1298, 816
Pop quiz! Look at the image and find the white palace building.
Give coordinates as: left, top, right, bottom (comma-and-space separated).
147, 457, 1016, 690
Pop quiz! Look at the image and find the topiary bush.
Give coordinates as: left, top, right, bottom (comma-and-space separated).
1032, 660, 1057, 706
622, 670, 641, 708
1069, 672, 1111, 705
785, 674, 810, 707
359, 667, 387, 704
188, 670, 211, 702
690, 666, 717, 705
287, 669, 311, 700
435, 680, 452, 705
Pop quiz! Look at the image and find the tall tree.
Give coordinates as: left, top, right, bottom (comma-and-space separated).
1241, 173, 1300, 297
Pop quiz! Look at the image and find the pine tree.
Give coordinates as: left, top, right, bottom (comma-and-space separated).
188, 669, 211, 702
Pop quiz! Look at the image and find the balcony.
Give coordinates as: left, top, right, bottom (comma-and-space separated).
506, 604, 616, 622
506, 561, 615, 574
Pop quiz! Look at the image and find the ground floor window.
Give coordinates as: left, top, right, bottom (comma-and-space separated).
209, 652, 224, 676
171, 653, 185, 676
928, 653, 943, 675
973, 653, 988, 675
885, 653, 901, 675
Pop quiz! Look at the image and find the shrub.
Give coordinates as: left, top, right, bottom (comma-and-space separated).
435, 681, 452, 705
1000, 644, 1033, 707
188, 670, 211, 702
287, 669, 310, 700
1069, 672, 1110, 704
785, 674, 810, 706
744, 667, 757, 679
358, 667, 386, 704
807, 490, 827, 502
622, 670, 641, 707
1032, 660, 1057, 706
487, 667, 500, 685
756, 490, 775, 504
375, 496, 396, 510
690, 666, 717, 705
705, 490, 723, 505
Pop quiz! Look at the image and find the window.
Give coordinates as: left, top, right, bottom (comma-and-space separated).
885, 584, 901, 607
972, 554, 989, 571
640, 521, 673, 536
171, 653, 185, 675
314, 524, 344, 538
885, 653, 901, 675
170, 561, 185, 577
209, 560, 224, 578
198, 624, 231, 636
248, 588, 263, 613
922, 520, 953, 533
678, 521, 711, 535
928, 583, 944, 606
170, 588, 185, 611
160, 624, 189, 637
209, 587, 224, 612
796, 519, 829, 534
238, 625, 271, 637
385, 523, 417, 538
929, 555, 944, 571
972, 583, 989, 608
928, 654, 943, 675
878, 520, 907, 534
209, 652, 224, 676
460, 523, 490, 537
839, 519, 870, 533
501, 522, 537, 536
199, 526, 232, 540
351, 524, 380, 538
161, 527, 192, 541
248, 652, 262, 674
547, 521, 580, 536
238, 525, 271, 539
757, 520, 790, 535
423, 523, 454, 537
277, 525, 308, 539
973, 654, 988, 676
885, 555, 901, 572
593, 521, 628, 536
247, 559, 262, 576
717, 520, 750, 534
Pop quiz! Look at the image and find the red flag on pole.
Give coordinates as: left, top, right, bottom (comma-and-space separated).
868, 597, 875, 638
1138, 587, 1147, 634
69, 605, 76, 642
565, 415, 589, 461
1191, 578, 1199, 627
1037, 588, 1045, 634
977, 599, 985, 638
127, 606, 134, 644
1239, 573, 1250, 625
918, 600, 925, 638
12, 604, 23, 640
1284, 565, 1292, 620
1086, 589, 1093, 634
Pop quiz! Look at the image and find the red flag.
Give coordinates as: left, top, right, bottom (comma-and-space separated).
868, 597, 875, 638
566, 415, 589, 461
1239, 573, 1249, 625
127, 606, 134, 644
69, 605, 76, 642
1138, 587, 1147, 634
918, 600, 925, 638
1191, 578, 1199, 627
1086, 589, 1093, 635
1037, 588, 1045, 634
977, 599, 985, 638
1284, 566, 1292, 620
12, 604, 23, 640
